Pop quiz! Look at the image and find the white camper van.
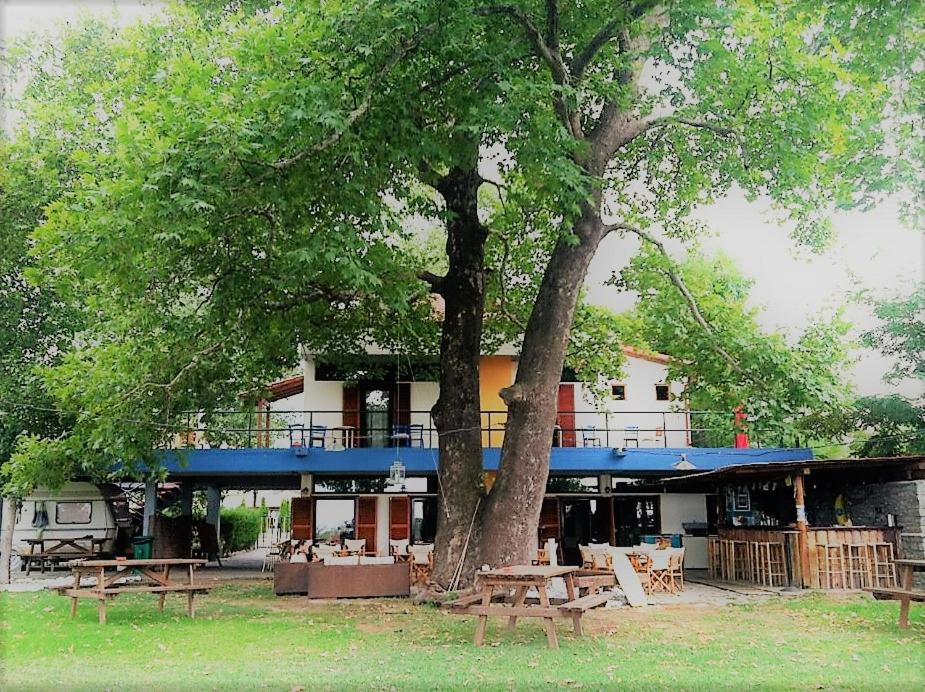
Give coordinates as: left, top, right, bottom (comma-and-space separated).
13, 482, 120, 558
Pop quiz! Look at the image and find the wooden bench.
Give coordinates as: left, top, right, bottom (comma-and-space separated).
60, 558, 209, 623
869, 559, 925, 629
558, 592, 612, 636
866, 588, 925, 629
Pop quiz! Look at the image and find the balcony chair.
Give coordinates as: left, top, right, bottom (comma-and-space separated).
390, 424, 411, 447
309, 425, 327, 448
408, 423, 426, 448
624, 425, 640, 448
582, 426, 602, 448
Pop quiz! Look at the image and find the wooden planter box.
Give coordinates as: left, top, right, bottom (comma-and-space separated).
274, 562, 411, 598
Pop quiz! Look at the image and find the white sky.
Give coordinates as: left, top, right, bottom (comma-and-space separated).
3, 1, 923, 398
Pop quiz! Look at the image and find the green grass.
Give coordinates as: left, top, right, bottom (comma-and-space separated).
1, 582, 923, 690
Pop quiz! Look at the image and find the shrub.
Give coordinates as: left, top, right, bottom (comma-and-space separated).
219, 507, 262, 555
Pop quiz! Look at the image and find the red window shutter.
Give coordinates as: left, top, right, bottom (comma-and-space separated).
343, 385, 360, 430
538, 498, 560, 544
389, 497, 410, 540
355, 497, 377, 554
556, 384, 577, 447
291, 497, 313, 541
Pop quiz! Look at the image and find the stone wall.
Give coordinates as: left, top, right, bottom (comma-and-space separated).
844, 480, 925, 588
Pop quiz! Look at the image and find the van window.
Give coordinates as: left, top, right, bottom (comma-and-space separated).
56, 502, 92, 524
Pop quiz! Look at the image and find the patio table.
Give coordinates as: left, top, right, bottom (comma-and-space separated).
59, 558, 209, 624
21, 536, 106, 574
446, 565, 612, 649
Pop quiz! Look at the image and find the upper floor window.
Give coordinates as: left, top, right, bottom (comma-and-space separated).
655, 384, 670, 401
611, 384, 626, 400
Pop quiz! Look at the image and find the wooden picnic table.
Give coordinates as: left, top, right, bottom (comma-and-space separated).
59, 558, 209, 624
20, 536, 106, 574
446, 565, 614, 649
867, 559, 925, 629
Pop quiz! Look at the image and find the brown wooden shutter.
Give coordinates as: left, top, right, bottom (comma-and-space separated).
291, 497, 313, 541
538, 497, 560, 544
556, 384, 577, 447
389, 497, 410, 540
355, 497, 377, 554
343, 385, 360, 432
393, 382, 411, 426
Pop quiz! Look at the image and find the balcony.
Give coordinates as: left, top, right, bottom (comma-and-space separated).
176, 409, 751, 450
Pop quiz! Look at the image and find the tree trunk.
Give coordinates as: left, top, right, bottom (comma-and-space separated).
431, 160, 489, 587
479, 206, 605, 568
0, 495, 15, 585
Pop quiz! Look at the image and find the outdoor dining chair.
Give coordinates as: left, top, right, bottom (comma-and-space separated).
389, 539, 410, 560
344, 538, 367, 555
408, 544, 434, 585
313, 544, 340, 561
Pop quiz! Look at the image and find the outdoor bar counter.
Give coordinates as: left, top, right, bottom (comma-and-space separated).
709, 526, 902, 589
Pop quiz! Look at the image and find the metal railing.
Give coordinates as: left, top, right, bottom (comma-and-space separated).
177, 409, 756, 450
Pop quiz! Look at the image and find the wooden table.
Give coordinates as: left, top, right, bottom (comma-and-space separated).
60, 558, 208, 624
867, 559, 925, 629
21, 536, 106, 574
447, 565, 613, 649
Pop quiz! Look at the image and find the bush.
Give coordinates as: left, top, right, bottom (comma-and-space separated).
219, 507, 262, 555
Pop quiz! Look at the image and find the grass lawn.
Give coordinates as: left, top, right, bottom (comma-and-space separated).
1, 581, 923, 690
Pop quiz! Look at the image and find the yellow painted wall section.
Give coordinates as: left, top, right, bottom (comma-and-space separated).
479, 356, 516, 447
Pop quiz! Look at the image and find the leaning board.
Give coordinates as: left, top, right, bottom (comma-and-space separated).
610, 551, 647, 607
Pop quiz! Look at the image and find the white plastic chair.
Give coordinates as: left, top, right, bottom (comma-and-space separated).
390, 539, 409, 558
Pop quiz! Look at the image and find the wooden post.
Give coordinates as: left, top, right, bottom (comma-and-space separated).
142, 481, 158, 537
793, 472, 811, 588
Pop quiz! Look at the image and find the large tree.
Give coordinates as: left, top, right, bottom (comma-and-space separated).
4, 1, 922, 585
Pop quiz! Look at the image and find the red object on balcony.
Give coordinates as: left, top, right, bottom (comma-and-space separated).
733, 406, 749, 448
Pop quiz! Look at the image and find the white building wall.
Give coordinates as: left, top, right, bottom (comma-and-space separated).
574, 356, 688, 448
300, 353, 690, 449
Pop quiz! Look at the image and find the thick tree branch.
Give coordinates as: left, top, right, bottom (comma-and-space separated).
571, 0, 662, 81
418, 270, 446, 294
606, 222, 744, 373
478, 5, 580, 137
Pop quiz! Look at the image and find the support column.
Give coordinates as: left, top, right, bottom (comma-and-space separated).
142, 481, 158, 536
206, 485, 221, 533
180, 483, 194, 517
793, 471, 811, 588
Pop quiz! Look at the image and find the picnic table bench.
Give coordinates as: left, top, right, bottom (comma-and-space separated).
19, 536, 106, 575
866, 559, 925, 629
57, 558, 209, 624
445, 565, 615, 649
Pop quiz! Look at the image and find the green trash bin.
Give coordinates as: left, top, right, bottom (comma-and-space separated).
132, 535, 154, 560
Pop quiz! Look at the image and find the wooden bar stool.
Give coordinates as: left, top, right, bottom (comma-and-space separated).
845, 544, 873, 589
870, 543, 897, 588
765, 542, 787, 587
719, 540, 734, 581
732, 541, 750, 581
816, 544, 847, 590
751, 541, 767, 585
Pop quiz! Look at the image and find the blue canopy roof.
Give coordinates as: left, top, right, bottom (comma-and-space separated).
156, 446, 813, 478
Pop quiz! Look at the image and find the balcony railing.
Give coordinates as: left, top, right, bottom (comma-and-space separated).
177, 409, 755, 450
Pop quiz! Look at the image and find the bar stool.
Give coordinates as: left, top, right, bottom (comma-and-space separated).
732, 541, 750, 581
845, 544, 873, 589
816, 544, 847, 589
767, 542, 787, 587
870, 543, 897, 588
